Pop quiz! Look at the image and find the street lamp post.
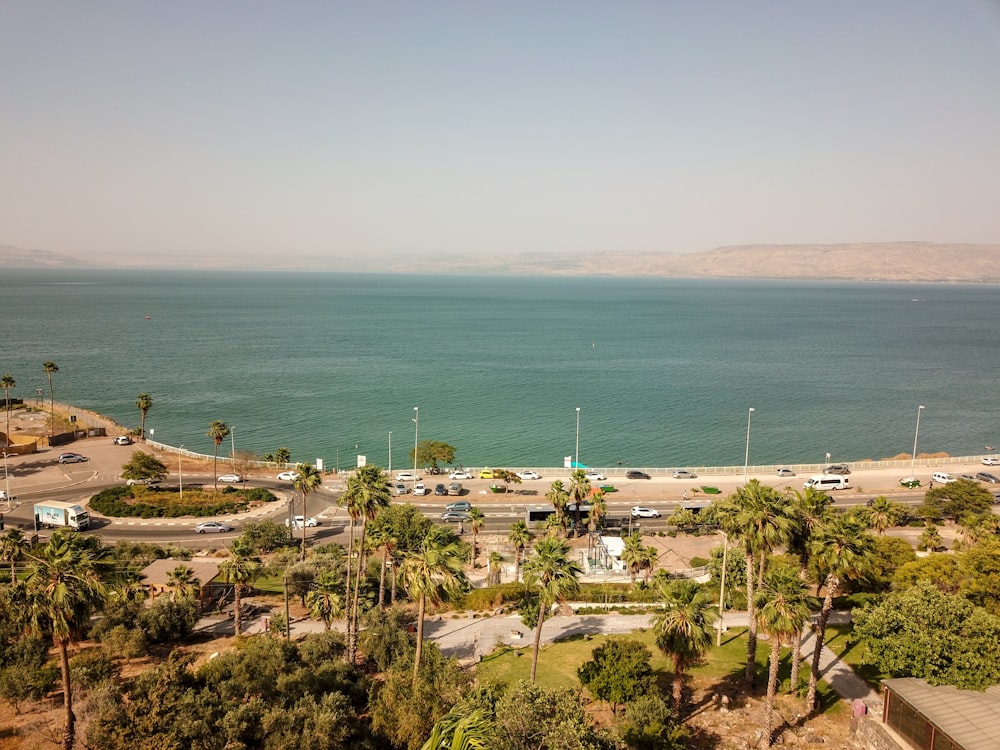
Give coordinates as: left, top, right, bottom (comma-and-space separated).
743, 407, 755, 484
230, 427, 236, 465
412, 407, 419, 488
575, 407, 580, 469
910, 405, 925, 482
178, 446, 184, 501
388, 431, 392, 475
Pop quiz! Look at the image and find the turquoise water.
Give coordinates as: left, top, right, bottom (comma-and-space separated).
2, 269, 997, 469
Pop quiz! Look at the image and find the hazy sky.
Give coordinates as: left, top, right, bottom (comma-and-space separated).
2, 1, 999, 268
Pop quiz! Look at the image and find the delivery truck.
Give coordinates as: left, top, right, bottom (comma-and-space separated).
34, 501, 91, 531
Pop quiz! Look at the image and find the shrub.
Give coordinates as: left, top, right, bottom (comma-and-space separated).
90, 486, 254, 518
139, 598, 200, 643
71, 648, 120, 689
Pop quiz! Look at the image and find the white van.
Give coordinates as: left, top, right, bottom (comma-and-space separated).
931, 472, 955, 485
803, 474, 851, 491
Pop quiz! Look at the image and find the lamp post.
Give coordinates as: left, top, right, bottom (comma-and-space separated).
230, 426, 236, 465
575, 407, 581, 469
412, 407, 419, 488
388, 431, 392, 475
743, 407, 755, 484
2, 451, 11, 511
910, 405, 925, 482
178, 446, 184, 501
825, 452, 831, 470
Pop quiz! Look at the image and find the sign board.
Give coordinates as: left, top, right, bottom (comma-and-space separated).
357, 455, 367, 467
316, 458, 324, 472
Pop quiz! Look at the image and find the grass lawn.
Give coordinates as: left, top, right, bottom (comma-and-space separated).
820, 623, 885, 691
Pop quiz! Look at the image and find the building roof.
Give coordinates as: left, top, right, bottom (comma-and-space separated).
599, 536, 625, 558
140, 558, 223, 587
884, 678, 1000, 750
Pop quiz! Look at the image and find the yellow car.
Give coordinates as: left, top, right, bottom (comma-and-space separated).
479, 468, 495, 479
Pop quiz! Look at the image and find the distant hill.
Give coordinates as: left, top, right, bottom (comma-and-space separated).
0, 244, 90, 268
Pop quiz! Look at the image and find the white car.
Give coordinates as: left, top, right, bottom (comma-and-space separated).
517, 470, 542, 481
983, 457, 1000, 466
396, 472, 419, 482
584, 471, 606, 481
276, 471, 299, 481
413, 483, 429, 496
449, 470, 473, 480
672, 470, 697, 479
126, 477, 162, 486
631, 506, 661, 519
218, 474, 244, 483
195, 521, 234, 533
286, 516, 318, 528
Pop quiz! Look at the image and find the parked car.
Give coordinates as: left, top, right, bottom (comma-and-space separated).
392, 482, 408, 496
672, 470, 697, 479
112, 435, 133, 445
479, 468, 497, 479
899, 477, 921, 489
395, 472, 419, 482
448, 482, 464, 496
218, 474, 244, 483
982, 457, 1000, 466
630, 506, 660, 518
126, 477, 161, 486
276, 471, 300, 481
195, 521, 234, 533
976, 472, 1000, 483
441, 510, 471, 523
932, 472, 955, 484
824, 464, 851, 475
626, 470, 651, 480
58, 452, 88, 464
413, 483, 429, 496
449, 470, 473, 480
584, 471, 606, 481
517, 470, 542, 480
958, 473, 978, 482
286, 516, 318, 528
776, 467, 796, 477
445, 500, 472, 512
434, 483, 448, 496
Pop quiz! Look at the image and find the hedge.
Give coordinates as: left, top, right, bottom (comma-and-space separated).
89, 486, 277, 519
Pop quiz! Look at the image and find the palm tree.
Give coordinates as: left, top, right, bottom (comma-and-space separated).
135, 393, 153, 440
588, 491, 607, 533
487, 551, 504, 586
306, 571, 344, 631
639, 545, 658, 583
401, 527, 468, 684
0, 528, 28, 583
292, 462, 323, 561
340, 463, 390, 662
863, 495, 905, 535
1, 373, 15, 447
42, 361, 58, 436
207, 420, 230, 490
621, 533, 646, 584
21, 530, 108, 750
508, 520, 533, 583
754, 568, 811, 746
716, 480, 794, 688
567, 469, 591, 537
421, 707, 493, 750
805, 514, 874, 712
165, 564, 200, 601
219, 543, 262, 637
652, 579, 716, 710
919, 524, 943, 552
522, 536, 581, 683
545, 480, 569, 536
467, 507, 485, 565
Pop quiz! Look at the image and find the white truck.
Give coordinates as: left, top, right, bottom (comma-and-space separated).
34, 501, 91, 531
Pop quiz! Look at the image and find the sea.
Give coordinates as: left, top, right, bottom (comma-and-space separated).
2, 268, 997, 471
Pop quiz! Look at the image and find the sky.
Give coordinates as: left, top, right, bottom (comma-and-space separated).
2, 1, 1000, 269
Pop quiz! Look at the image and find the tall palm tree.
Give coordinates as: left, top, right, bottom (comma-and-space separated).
207, 420, 230, 490
621, 533, 646, 584
522, 536, 581, 683
508, 520, 533, 583
401, 527, 468, 684
421, 707, 494, 750
292, 462, 323, 561
135, 393, 153, 440
340, 463, 390, 662
219, 542, 262, 637
639, 545, 658, 583
754, 568, 811, 746
545, 481, 569, 536
165, 564, 200, 601
588, 491, 607, 533
306, 571, 344, 631
716, 480, 794, 688
487, 551, 504, 586
1, 373, 15, 447
21, 530, 108, 750
369, 525, 397, 608
863, 495, 905, 535
0, 528, 28, 583
652, 579, 716, 710
42, 361, 58, 436
467, 507, 485, 565
805, 514, 874, 712
567, 469, 591, 537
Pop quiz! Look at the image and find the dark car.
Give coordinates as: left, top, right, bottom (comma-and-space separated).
824, 464, 851, 475
976, 472, 1000, 484
626, 470, 651, 480
434, 483, 448, 496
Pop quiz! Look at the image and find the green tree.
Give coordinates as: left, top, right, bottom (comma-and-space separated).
0, 634, 59, 713
918, 523, 944, 552
42, 360, 58, 436
617, 693, 689, 750
274, 446, 291, 464
621, 533, 646, 584
567, 469, 591, 536
1, 372, 15, 447
754, 567, 811, 745
292, 462, 324, 561
368, 503, 432, 606
411, 440, 456, 471
919, 479, 993, 522
237, 518, 292, 554
421, 707, 493, 750
207, 420, 230, 490
892, 552, 962, 594
652, 579, 716, 710
20, 529, 109, 750
307, 571, 344, 631
401, 527, 468, 684
135, 393, 153, 440
588, 491, 607, 533
492, 469, 522, 494
854, 580, 1000, 690
165, 564, 200, 600
957, 539, 1000, 614
522, 536, 581, 684
577, 638, 655, 715
0, 528, 28, 583
219, 543, 262, 637
120, 450, 169, 484
545, 481, 569, 536
805, 514, 874, 712
861, 495, 909, 535
507, 520, 533, 582
139, 597, 200, 643
467, 507, 485, 565
859, 536, 917, 593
